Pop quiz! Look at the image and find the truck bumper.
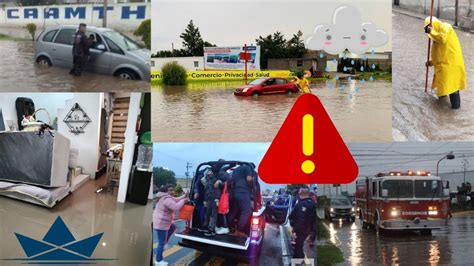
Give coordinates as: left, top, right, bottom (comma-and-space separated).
381, 218, 448, 230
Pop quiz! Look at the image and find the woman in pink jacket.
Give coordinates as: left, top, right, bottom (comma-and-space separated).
153, 185, 189, 265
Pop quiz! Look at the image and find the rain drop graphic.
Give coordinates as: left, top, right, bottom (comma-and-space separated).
343, 66, 347, 71
320, 53, 324, 58
335, 76, 340, 80
360, 66, 364, 71
348, 94, 353, 100
371, 49, 375, 54
355, 87, 360, 93
333, 58, 337, 63
325, 66, 329, 72
362, 55, 367, 60
370, 76, 374, 81
361, 79, 366, 84
351, 60, 355, 65
372, 64, 376, 69
348, 77, 352, 81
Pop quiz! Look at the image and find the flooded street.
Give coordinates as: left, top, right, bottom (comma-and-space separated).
152, 79, 391, 142
326, 212, 474, 265
393, 12, 474, 141
0, 40, 149, 92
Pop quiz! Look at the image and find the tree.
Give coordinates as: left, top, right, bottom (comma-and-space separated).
153, 167, 177, 188
256, 31, 288, 69
180, 20, 204, 56
134, 19, 151, 49
287, 30, 306, 58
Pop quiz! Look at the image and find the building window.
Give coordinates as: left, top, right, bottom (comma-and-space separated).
194, 61, 199, 68
151, 61, 155, 67
297, 60, 303, 67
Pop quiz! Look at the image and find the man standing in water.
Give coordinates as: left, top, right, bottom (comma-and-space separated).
425, 17, 466, 109
70, 23, 89, 76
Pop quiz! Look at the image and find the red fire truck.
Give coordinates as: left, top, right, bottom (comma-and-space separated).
355, 171, 450, 234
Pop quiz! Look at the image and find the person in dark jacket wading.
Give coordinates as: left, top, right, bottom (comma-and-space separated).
70, 23, 90, 76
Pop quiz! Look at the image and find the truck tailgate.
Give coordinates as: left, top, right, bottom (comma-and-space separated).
175, 228, 250, 250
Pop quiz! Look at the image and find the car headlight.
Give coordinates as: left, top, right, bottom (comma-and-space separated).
330, 208, 334, 212
390, 207, 400, 217
351, 207, 355, 212
243, 88, 250, 93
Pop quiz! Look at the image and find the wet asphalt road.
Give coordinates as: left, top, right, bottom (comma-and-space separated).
392, 11, 474, 141
153, 220, 305, 266
0, 40, 149, 92
152, 79, 391, 142
325, 212, 474, 265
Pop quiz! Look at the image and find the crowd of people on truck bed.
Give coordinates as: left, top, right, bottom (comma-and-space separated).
152, 160, 318, 265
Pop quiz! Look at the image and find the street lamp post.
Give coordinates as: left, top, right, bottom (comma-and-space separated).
436, 152, 455, 176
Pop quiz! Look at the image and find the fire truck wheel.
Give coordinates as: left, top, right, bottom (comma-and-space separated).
374, 214, 383, 234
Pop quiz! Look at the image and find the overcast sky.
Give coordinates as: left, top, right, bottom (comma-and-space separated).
153, 142, 474, 191
152, 0, 392, 53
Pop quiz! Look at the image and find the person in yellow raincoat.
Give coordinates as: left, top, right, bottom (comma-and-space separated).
293, 73, 311, 94
424, 17, 466, 109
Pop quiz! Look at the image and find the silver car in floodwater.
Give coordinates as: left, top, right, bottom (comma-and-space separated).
34, 25, 150, 80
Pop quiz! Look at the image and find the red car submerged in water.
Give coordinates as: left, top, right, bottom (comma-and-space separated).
234, 77, 299, 96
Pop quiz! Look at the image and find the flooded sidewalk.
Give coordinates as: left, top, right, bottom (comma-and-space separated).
0, 39, 149, 92
152, 79, 391, 142
393, 12, 474, 141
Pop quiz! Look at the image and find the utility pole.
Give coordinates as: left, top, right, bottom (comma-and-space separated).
102, 0, 108, 28
454, 0, 459, 27
185, 162, 193, 190
462, 158, 469, 184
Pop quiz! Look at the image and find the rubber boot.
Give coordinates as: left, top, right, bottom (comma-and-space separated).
449, 91, 460, 109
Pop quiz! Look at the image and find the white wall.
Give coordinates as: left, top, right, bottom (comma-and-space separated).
151, 57, 204, 71
0, 93, 73, 131
0, 3, 150, 32
58, 93, 103, 177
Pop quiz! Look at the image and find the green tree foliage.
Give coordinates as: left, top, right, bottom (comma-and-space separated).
153, 20, 215, 57
134, 19, 151, 49
256, 31, 287, 69
180, 20, 204, 56
175, 184, 184, 196
153, 167, 177, 188
25, 23, 36, 41
287, 30, 306, 58
161, 61, 187, 85
256, 30, 307, 69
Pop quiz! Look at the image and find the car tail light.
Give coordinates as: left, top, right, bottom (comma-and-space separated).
252, 218, 259, 225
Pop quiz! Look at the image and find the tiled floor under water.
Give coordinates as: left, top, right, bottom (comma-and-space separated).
0, 177, 153, 266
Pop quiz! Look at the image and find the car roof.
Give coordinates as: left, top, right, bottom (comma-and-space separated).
44, 25, 114, 32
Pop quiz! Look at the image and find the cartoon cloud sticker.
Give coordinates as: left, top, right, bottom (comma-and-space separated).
306, 5, 389, 55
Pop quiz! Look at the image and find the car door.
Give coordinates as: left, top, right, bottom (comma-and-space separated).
84, 31, 111, 74
51, 28, 75, 67
262, 78, 278, 93
274, 78, 289, 92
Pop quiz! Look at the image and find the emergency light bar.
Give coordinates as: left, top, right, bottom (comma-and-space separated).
376, 171, 431, 177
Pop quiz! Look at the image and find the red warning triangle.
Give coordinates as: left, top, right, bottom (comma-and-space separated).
258, 94, 358, 184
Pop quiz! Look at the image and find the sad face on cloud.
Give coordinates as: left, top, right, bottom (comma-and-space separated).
306, 5, 389, 55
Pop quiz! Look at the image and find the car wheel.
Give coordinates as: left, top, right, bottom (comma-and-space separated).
251, 91, 260, 96
115, 69, 139, 80
36, 56, 51, 67
286, 89, 293, 95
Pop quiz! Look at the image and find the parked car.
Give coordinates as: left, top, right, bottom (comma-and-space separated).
34, 25, 150, 80
325, 197, 356, 222
234, 77, 299, 96
264, 193, 292, 225
175, 161, 266, 260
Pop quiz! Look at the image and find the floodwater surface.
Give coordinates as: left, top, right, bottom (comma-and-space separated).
393, 12, 474, 141
152, 79, 391, 142
0, 40, 149, 92
326, 212, 474, 265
